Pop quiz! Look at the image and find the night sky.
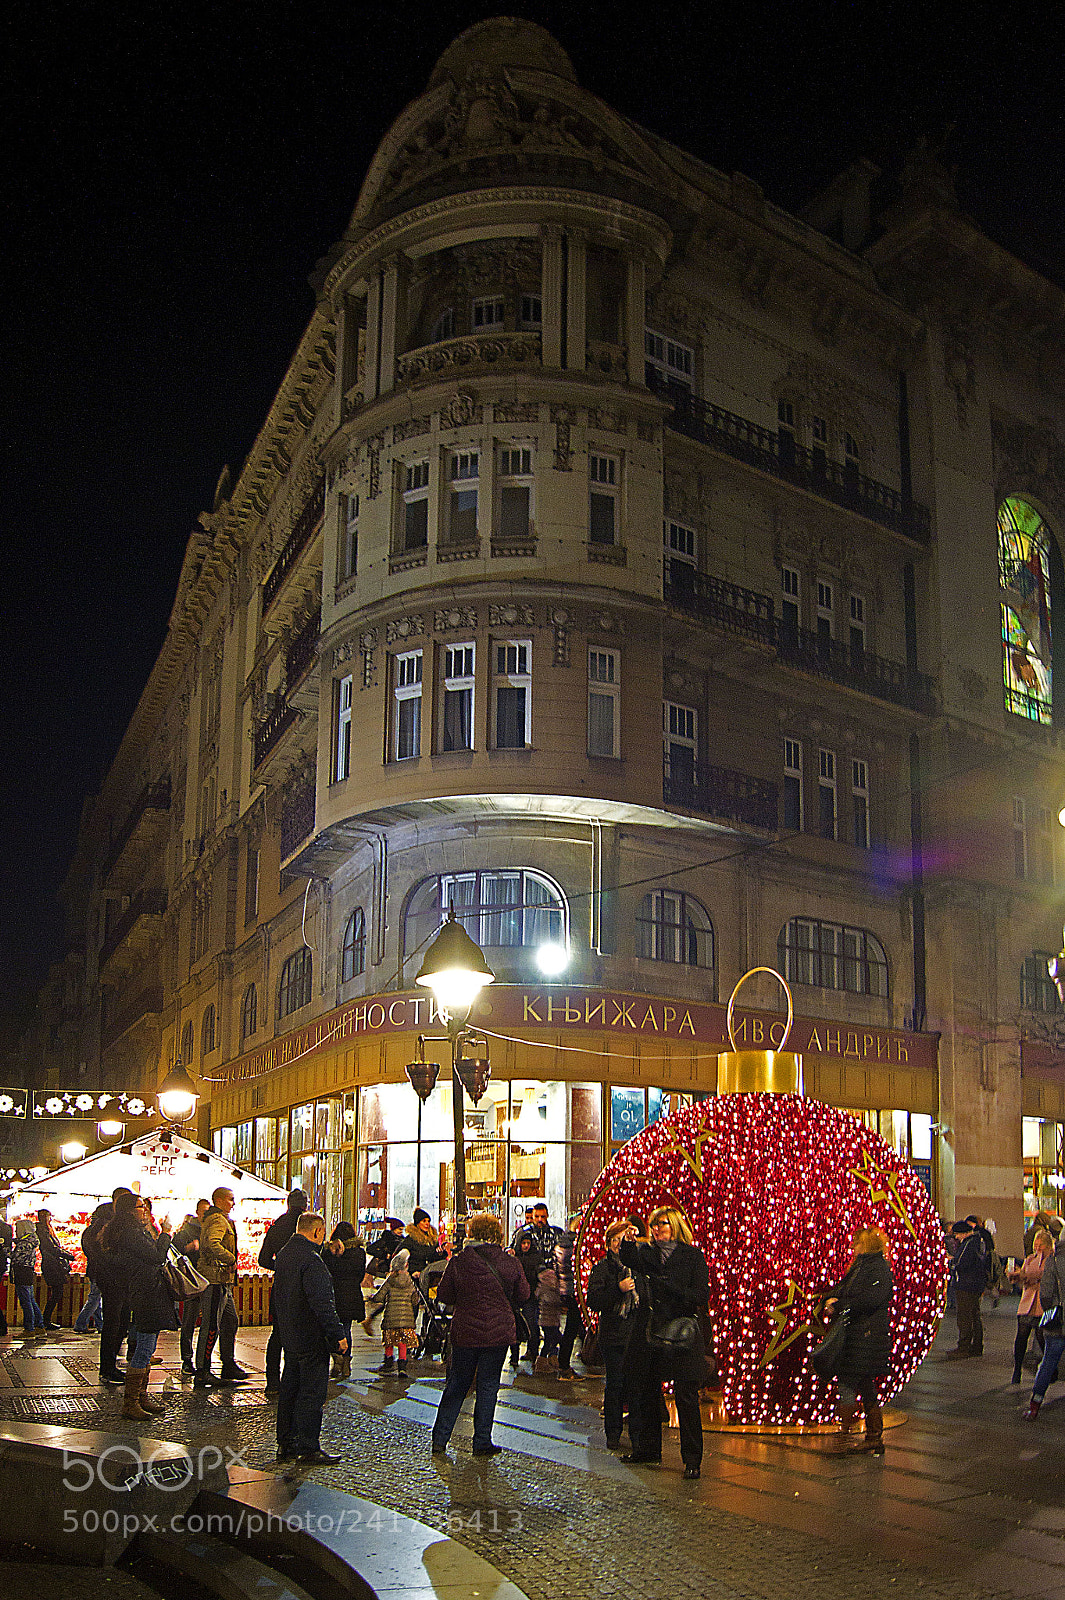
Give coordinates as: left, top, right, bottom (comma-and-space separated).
2, 0, 1063, 1012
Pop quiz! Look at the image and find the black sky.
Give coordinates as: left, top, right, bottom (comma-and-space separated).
2, 0, 1063, 1008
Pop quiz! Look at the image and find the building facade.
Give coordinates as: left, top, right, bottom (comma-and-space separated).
38, 20, 1065, 1252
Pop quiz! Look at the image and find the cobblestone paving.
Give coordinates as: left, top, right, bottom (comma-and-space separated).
2, 1308, 1064, 1599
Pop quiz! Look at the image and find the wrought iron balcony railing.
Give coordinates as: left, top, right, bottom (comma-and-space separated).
263, 481, 325, 615
280, 782, 316, 860
254, 698, 298, 770
99, 891, 167, 969
663, 758, 778, 832
102, 777, 171, 882
664, 564, 776, 643
648, 371, 931, 543
777, 624, 935, 714
286, 610, 321, 689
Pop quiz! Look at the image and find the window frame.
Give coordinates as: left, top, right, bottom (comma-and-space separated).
446, 450, 479, 544
588, 647, 621, 759
241, 983, 258, 1044
430, 307, 454, 343
341, 492, 359, 580
520, 294, 542, 329
492, 639, 532, 750
341, 909, 366, 984
818, 747, 837, 840
392, 649, 423, 761
779, 918, 888, 998
783, 737, 803, 831
644, 327, 695, 391
334, 673, 353, 783
441, 642, 476, 753
1014, 796, 1028, 880
636, 889, 714, 969
588, 452, 619, 546
498, 446, 534, 543
471, 295, 505, 330
851, 757, 870, 849
401, 460, 430, 553
201, 1004, 215, 1058
279, 946, 313, 1019
664, 701, 698, 784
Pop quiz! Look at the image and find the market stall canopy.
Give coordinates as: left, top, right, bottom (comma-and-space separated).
12, 1132, 286, 1206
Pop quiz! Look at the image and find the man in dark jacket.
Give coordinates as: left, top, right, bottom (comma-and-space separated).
949, 1217, 989, 1358
83, 1186, 135, 1382
272, 1212, 348, 1465
258, 1188, 308, 1394
432, 1212, 529, 1458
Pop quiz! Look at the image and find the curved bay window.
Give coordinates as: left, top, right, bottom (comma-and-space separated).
1000, 497, 1053, 725
341, 909, 366, 983
636, 890, 713, 968
241, 983, 257, 1043
1022, 952, 1061, 1014
279, 946, 312, 1018
403, 870, 566, 972
778, 918, 888, 997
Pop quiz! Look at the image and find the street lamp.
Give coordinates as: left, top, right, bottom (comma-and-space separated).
60, 1141, 87, 1164
157, 1060, 200, 1127
415, 910, 495, 1246
97, 1120, 125, 1141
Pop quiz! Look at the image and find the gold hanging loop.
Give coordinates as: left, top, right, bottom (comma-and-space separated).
718, 966, 802, 1095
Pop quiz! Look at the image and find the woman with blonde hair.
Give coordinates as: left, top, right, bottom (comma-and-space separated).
620, 1204, 709, 1478
1010, 1227, 1053, 1384
822, 1225, 893, 1455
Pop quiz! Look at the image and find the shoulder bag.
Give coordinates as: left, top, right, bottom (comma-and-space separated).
1040, 1261, 1064, 1333
162, 1244, 210, 1299
644, 1271, 699, 1355
810, 1307, 850, 1377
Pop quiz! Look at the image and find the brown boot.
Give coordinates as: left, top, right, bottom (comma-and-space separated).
827, 1402, 858, 1453
861, 1402, 884, 1455
138, 1370, 165, 1414
123, 1368, 150, 1420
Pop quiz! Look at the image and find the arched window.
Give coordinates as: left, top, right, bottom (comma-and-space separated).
241, 983, 258, 1043
778, 918, 888, 997
404, 870, 566, 961
180, 1020, 194, 1065
1022, 953, 1060, 1013
1000, 497, 1053, 725
341, 909, 366, 983
201, 1005, 215, 1057
279, 946, 313, 1018
636, 890, 713, 968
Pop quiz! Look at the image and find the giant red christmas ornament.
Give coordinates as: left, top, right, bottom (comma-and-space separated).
576, 1075, 948, 1428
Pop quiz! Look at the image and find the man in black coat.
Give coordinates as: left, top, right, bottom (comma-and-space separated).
83, 1186, 135, 1383
949, 1216, 989, 1358
272, 1212, 348, 1465
258, 1188, 308, 1395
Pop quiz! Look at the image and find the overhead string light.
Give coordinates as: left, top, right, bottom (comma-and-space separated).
575, 1092, 948, 1428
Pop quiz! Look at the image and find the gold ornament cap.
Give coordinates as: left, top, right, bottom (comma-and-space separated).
717, 967, 803, 1095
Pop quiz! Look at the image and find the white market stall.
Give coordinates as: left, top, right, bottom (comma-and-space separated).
9, 1133, 288, 1323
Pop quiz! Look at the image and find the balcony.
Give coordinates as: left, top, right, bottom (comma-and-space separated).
262, 481, 325, 616
99, 890, 167, 972
254, 697, 299, 772
286, 610, 321, 705
664, 564, 776, 645
396, 330, 541, 387
101, 986, 163, 1051
777, 625, 935, 715
663, 759, 778, 832
102, 776, 171, 883
280, 781, 316, 862
648, 372, 931, 544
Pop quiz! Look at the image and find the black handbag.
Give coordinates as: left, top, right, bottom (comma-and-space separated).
647, 1315, 699, 1354
810, 1308, 849, 1377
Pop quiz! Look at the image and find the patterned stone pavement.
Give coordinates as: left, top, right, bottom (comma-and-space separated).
3, 1303, 1065, 1599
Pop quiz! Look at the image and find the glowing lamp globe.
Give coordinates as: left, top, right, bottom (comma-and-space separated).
416, 911, 495, 1020
536, 942, 570, 977
157, 1062, 199, 1124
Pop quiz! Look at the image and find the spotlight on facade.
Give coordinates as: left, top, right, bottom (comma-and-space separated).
416, 910, 495, 1024
97, 1120, 125, 1141
535, 941, 570, 977
61, 1141, 87, 1163
157, 1060, 200, 1125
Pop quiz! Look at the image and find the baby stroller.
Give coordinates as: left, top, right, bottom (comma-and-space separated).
414, 1275, 450, 1360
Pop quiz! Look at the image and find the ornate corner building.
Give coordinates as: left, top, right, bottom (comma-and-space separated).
39, 21, 1065, 1249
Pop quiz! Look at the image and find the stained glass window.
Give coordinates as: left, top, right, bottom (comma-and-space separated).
1000, 497, 1052, 724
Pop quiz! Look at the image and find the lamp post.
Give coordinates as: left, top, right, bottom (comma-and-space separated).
414, 910, 495, 1247
157, 1059, 200, 1132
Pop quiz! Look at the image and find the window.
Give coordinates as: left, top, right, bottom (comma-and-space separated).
241, 983, 257, 1043
644, 329, 694, 391
441, 644, 475, 752
812, 415, 828, 466
849, 593, 865, 660
852, 758, 870, 848
430, 307, 454, 343
472, 295, 504, 329
180, 1020, 194, 1066
404, 870, 566, 959
777, 399, 796, 464
818, 748, 837, 840
498, 447, 533, 542
588, 648, 620, 758
589, 453, 618, 545
1014, 797, 1028, 880
334, 674, 352, 782
493, 641, 531, 749
393, 651, 422, 760
1022, 953, 1061, 1013
781, 565, 800, 643
844, 432, 860, 470
201, 1004, 215, 1058
341, 909, 366, 983
279, 946, 313, 1018
191, 883, 211, 964
1040, 805, 1055, 886
1000, 497, 1053, 725
244, 841, 259, 926
402, 461, 429, 552
664, 702, 697, 786
779, 919, 888, 997
816, 580, 834, 645
447, 451, 478, 543
520, 294, 542, 329
664, 520, 696, 583
783, 738, 803, 830
636, 891, 713, 968
342, 493, 359, 580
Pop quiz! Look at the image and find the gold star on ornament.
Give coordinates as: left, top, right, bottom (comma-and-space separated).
848, 1149, 918, 1240
662, 1123, 716, 1182
759, 1278, 813, 1368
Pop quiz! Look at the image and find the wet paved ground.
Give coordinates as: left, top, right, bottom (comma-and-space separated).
2, 1300, 1065, 1598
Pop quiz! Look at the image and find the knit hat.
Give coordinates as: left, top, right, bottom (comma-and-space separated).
391, 1249, 411, 1273
288, 1188, 309, 1213
413, 1208, 431, 1226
